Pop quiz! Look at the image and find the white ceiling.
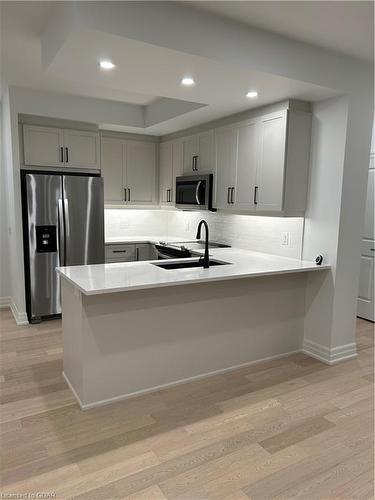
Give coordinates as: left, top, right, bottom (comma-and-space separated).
1, 1, 367, 135
187, 1, 374, 62
0, 2, 156, 105
45, 28, 337, 134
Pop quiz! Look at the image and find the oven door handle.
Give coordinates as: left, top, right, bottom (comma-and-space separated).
195, 180, 202, 205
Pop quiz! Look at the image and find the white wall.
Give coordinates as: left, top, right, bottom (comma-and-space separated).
105, 208, 304, 259
303, 97, 348, 351
0, 88, 28, 323
0, 102, 11, 305
303, 95, 373, 362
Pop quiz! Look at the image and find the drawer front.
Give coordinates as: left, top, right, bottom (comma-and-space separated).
105, 244, 136, 262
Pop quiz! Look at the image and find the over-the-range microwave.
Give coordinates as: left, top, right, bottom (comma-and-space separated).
175, 174, 215, 211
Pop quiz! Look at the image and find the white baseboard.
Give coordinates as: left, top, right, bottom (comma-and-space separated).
303, 339, 357, 365
0, 296, 11, 309
10, 299, 29, 325
62, 372, 85, 408
64, 348, 301, 410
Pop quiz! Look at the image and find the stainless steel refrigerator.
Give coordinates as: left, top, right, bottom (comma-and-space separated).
21, 172, 104, 323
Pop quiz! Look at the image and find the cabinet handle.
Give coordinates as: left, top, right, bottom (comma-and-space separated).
113, 250, 127, 253
124, 188, 127, 201
65, 147, 69, 163
192, 155, 198, 171
254, 186, 258, 205
167, 189, 170, 202
371, 248, 375, 251
231, 187, 235, 204
227, 187, 230, 204
60, 147, 64, 163
136, 247, 139, 260
128, 188, 131, 201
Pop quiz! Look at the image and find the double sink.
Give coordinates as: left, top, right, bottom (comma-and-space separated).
152, 240, 231, 270
154, 259, 229, 270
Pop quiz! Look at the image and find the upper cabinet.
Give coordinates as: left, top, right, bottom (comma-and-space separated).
255, 112, 287, 212
182, 130, 214, 174
214, 109, 311, 215
101, 136, 157, 205
23, 125, 100, 170
63, 129, 100, 169
159, 140, 183, 205
100, 136, 124, 202
126, 140, 157, 204
214, 125, 238, 208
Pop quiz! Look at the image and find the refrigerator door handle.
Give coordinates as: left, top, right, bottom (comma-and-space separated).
63, 198, 70, 265
58, 199, 65, 266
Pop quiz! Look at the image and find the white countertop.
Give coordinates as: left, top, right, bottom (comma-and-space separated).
57, 247, 330, 296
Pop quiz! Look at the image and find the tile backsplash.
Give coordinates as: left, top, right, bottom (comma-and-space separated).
105, 208, 304, 259
104, 209, 168, 238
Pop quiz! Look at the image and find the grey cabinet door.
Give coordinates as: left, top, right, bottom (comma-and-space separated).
125, 141, 157, 204
101, 137, 124, 202
105, 244, 136, 262
63, 176, 104, 266
136, 244, 157, 261
23, 125, 64, 167
256, 111, 287, 211
63, 129, 100, 169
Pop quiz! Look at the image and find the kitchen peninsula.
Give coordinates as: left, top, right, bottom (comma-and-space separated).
57, 246, 329, 409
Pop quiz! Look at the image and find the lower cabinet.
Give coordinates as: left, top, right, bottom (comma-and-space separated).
105, 243, 157, 263
135, 243, 158, 261
105, 244, 136, 263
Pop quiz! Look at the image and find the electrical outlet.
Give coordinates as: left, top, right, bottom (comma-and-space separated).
281, 232, 290, 246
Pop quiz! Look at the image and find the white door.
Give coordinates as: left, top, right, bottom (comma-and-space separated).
23, 125, 64, 167
63, 130, 100, 169
101, 137, 124, 202
196, 130, 215, 172
357, 158, 375, 321
171, 140, 184, 203
182, 135, 198, 174
235, 121, 259, 210
214, 126, 238, 209
256, 111, 287, 212
159, 142, 173, 204
125, 141, 156, 204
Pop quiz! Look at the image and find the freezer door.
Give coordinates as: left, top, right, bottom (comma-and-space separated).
62, 176, 104, 265
25, 173, 62, 319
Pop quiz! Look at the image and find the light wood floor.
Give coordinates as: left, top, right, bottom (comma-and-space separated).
0, 308, 373, 500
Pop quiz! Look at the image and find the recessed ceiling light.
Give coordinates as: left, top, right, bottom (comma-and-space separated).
99, 60, 115, 70
181, 77, 195, 86
246, 91, 258, 98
